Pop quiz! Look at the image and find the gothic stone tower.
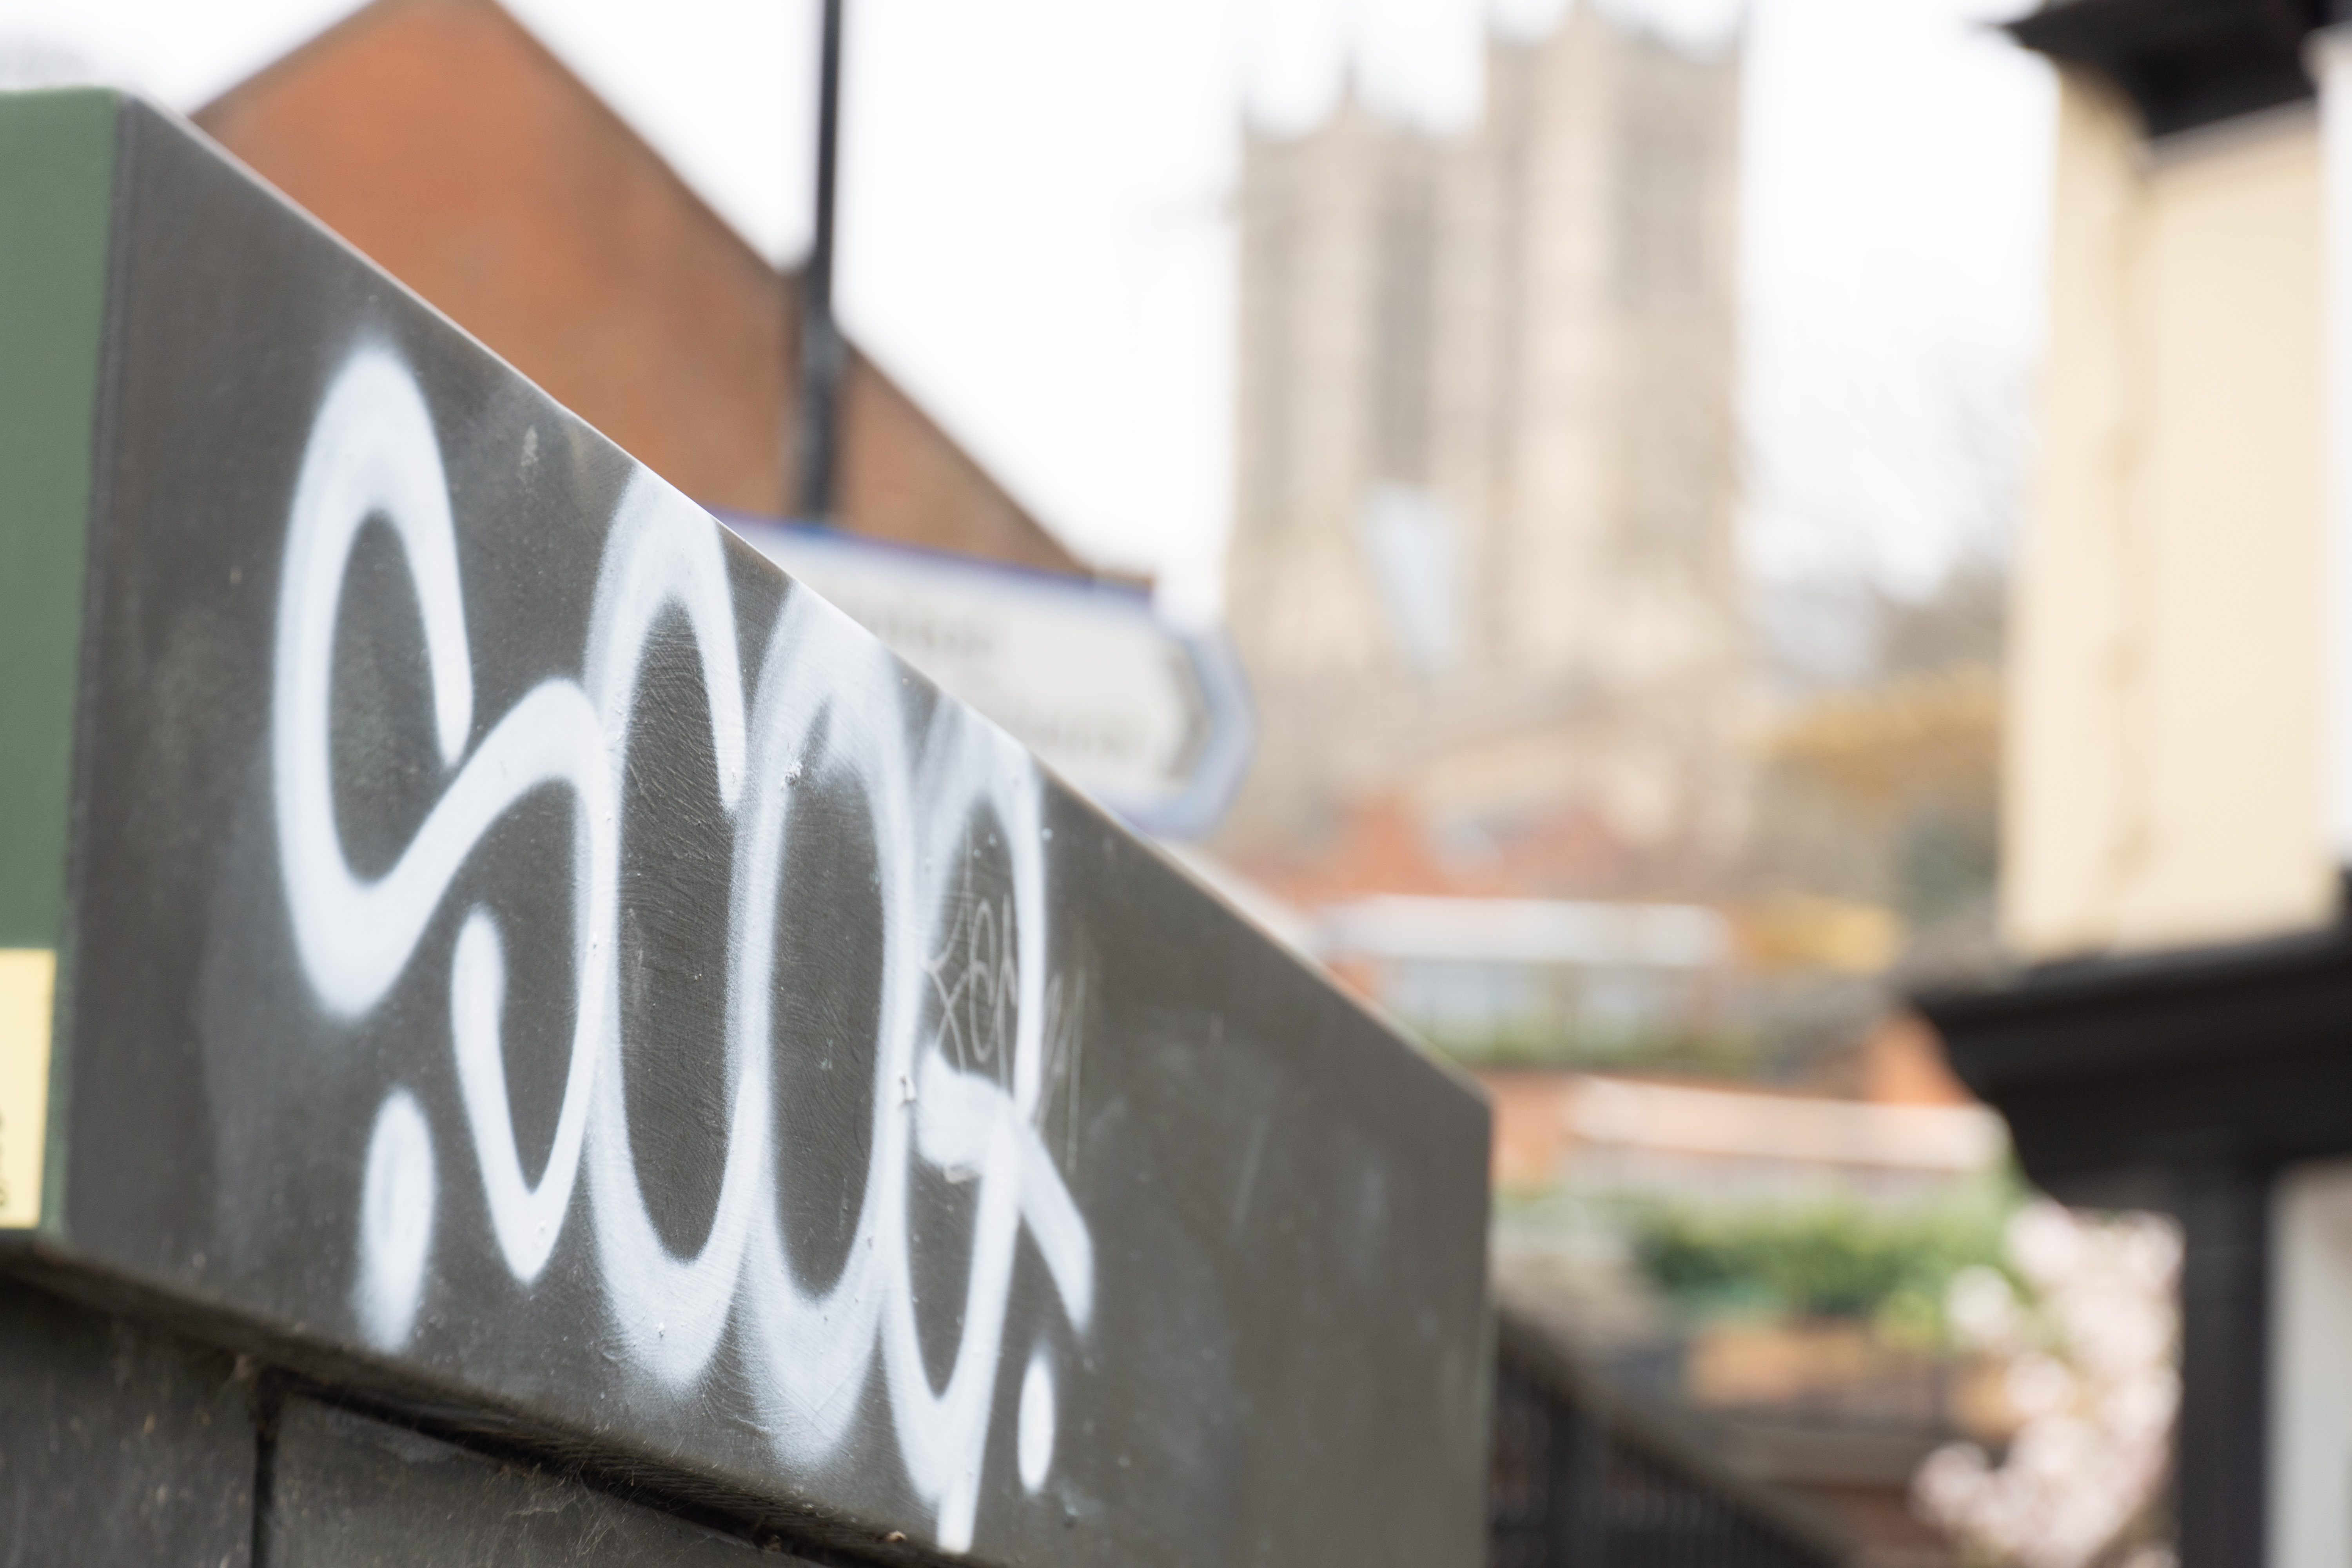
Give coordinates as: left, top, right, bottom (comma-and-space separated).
1224, 7, 1748, 892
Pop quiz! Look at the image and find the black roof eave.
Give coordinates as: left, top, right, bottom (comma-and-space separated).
2005, 0, 2323, 138
1916, 903, 2352, 1203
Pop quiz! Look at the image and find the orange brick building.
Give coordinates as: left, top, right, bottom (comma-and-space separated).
198, 0, 1084, 573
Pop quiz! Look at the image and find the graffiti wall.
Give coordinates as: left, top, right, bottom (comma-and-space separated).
0, 97, 1490, 1567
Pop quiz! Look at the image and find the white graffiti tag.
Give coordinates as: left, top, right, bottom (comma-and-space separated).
274, 347, 1093, 1553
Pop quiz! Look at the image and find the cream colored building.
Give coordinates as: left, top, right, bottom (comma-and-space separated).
1223, 8, 1749, 876
2007, 65, 2334, 960
1949, 11, 2352, 1563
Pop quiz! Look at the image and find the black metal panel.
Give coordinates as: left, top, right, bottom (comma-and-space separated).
0, 1274, 257, 1567
2007, 0, 2322, 137
2175, 1167, 2267, 1568
0, 94, 1491, 1568
1489, 1319, 1847, 1568
264, 1397, 799, 1566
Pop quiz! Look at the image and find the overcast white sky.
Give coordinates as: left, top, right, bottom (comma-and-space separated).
0, 0, 2051, 614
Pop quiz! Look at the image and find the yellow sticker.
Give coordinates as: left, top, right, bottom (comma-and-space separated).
0, 950, 56, 1229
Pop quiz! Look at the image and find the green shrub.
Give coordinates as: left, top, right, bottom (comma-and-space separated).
1628, 1188, 2012, 1335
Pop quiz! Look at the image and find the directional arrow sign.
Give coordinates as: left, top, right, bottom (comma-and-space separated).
725, 520, 1253, 840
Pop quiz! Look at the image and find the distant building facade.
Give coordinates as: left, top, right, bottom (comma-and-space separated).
1223, 8, 1748, 891
198, 0, 1085, 574
2002, 35, 2330, 958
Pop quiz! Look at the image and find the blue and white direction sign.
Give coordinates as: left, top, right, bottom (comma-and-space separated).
724, 518, 1255, 839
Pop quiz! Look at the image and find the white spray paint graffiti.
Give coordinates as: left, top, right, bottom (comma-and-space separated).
270, 346, 1093, 1554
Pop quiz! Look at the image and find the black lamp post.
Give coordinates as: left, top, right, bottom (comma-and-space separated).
796, 0, 845, 522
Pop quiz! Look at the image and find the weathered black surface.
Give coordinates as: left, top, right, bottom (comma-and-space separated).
0, 93, 1490, 1568
265, 1397, 795, 1566
0, 1274, 256, 1567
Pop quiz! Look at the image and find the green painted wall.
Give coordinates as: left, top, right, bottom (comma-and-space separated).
0, 90, 118, 948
